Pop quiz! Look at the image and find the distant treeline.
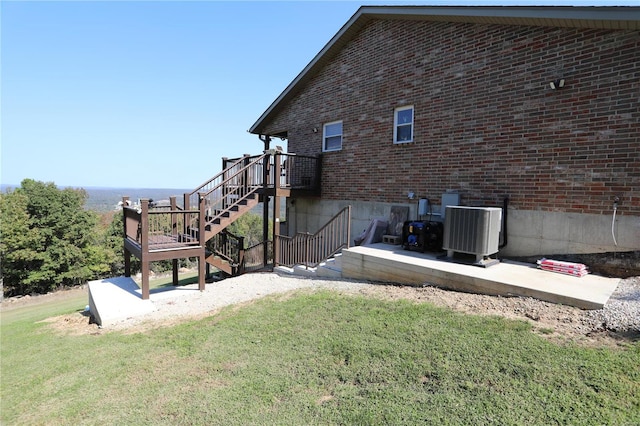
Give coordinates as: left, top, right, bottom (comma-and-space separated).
2, 184, 189, 212
3, 184, 287, 217
82, 187, 190, 212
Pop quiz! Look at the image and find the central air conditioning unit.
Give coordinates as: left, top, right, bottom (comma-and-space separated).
443, 206, 502, 267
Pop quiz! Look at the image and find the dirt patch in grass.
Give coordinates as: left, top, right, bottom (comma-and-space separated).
38, 310, 104, 336
347, 284, 637, 348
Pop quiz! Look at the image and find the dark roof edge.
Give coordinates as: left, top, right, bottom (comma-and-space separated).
248, 6, 640, 135
360, 5, 640, 21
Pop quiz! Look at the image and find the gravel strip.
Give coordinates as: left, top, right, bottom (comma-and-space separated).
106, 273, 370, 330
585, 276, 640, 333
106, 273, 640, 336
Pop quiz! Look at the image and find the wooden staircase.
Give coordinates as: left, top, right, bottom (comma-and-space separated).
123, 150, 323, 298
204, 194, 260, 240
183, 154, 267, 276
204, 198, 259, 275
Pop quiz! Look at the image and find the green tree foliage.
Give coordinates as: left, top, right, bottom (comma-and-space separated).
0, 190, 45, 295
1, 179, 107, 296
227, 212, 270, 247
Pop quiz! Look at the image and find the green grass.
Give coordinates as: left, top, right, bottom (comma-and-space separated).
2, 290, 639, 425
148, 271, 200, 290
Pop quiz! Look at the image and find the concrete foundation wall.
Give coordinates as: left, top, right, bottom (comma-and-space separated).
288, 198, 639, 257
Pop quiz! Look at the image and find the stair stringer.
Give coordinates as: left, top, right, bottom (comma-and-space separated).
203, 195, 260, 242
205, 254, 233, 275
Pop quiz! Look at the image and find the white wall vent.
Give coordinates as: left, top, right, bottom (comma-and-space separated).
443, 206, 502, 264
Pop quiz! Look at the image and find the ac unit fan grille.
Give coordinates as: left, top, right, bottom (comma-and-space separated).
443, 206, 502, 256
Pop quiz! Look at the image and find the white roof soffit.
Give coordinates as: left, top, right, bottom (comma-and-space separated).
248, 6, 640, 135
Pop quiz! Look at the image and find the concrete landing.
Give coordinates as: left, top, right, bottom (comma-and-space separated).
89, 277, 210, 327
88, 277, 156, 327
88, 276, 206, 327
342, 244, 620, 309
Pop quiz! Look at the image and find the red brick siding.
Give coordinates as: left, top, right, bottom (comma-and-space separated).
260, 20, 640, 215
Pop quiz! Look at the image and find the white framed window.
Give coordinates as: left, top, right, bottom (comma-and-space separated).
323, 120, 343, 152
393, 105, 414, 144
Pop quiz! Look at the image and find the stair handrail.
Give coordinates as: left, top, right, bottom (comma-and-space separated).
277, 205, 351, 268
198, 153, 268, 231
185, 155, 247, 205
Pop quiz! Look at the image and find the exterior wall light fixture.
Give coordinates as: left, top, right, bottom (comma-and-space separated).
549, 79, 565, 90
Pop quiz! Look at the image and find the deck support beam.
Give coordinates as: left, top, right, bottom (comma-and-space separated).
272, 151, 283, 266
262, 139, 271, 267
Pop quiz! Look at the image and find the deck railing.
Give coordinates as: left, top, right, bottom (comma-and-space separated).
223, 152, 321, 191
184, 156, 246, 209
276, 205, 351, 268
123, 197, 203, 251
209, 228, 245, 273
277, 153, 321, 189
243, 240, 273, 273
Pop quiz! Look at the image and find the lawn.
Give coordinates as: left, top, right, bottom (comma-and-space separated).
1, 288, 639, 425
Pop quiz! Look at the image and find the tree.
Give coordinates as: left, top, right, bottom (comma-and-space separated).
1, 179, 102, 296
0, 191, 45, 296
227, 212, 270, 247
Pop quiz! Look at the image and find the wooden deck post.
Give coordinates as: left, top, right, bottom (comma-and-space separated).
222, 156, 229, 210
170, 196, 177, 237
262, 151, 271, 267
197, 193, 206, 292
122, 196, 132, 278
238, 236, 245, 274
183, 192, 190, 211
242, 154, 250, 193
273, 151, 282, 266
170, 196, 179, 286
172, 259, 179, 286
140, 199, 150, 300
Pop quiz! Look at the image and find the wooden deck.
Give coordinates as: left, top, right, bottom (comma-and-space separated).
127, 235, 200, 252
341, 243, 620, 309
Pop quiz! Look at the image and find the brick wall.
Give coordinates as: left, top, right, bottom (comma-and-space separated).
261, 19, 640, 216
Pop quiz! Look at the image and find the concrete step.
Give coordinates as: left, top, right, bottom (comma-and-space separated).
273, 265, 318, 277
317, 256, 342, 278
331, 253, 343, 269
317, 264, 342, 279
274, 254, 343, 279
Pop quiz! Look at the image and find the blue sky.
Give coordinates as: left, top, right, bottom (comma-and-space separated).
1, 1, 635, 189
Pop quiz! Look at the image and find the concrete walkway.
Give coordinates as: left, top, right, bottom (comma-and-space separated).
89, 245, 620, 327
342, 243, 620, 310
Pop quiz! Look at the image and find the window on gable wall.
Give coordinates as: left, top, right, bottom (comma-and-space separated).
323, 121, 343, 152
394, 106, 414, 144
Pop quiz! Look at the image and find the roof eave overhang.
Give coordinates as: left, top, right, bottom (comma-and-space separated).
248, 6, 640, 136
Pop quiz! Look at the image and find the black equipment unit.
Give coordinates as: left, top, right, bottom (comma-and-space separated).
402, 220, 443, 252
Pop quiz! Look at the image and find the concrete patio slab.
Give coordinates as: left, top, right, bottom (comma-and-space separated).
342, 243, 620, 309
88, 277, 157, 327
88, 277, 214, 327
